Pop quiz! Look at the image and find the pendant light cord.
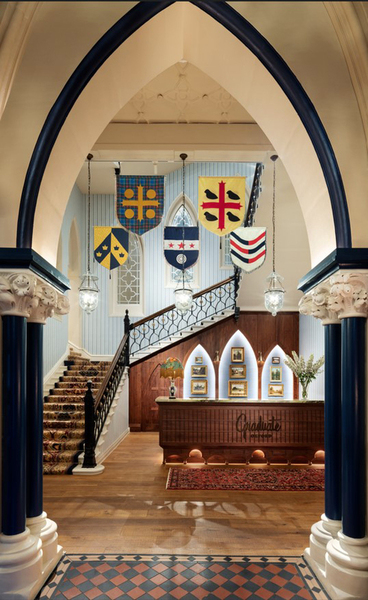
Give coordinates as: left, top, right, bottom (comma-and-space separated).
87, 153, 93, 274
180, 153, 188, 288
270, 155, 278, 274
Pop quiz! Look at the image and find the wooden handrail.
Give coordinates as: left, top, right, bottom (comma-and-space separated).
131, 275, 235, 329
94, 332, 129, 409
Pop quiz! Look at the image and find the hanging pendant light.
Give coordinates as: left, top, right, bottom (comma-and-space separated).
174, 153, 193, 314
264, 155, 285, 316
79, 153, 99, 314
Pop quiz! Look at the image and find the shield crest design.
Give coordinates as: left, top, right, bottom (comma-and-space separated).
198, 176, 246, 236
116, 175, 165, 235
229, 226, 267, 272
94, 227, 129, 271
163, 226, 199, 270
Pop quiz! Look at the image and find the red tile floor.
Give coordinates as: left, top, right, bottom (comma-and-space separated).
37, 554, 331, 600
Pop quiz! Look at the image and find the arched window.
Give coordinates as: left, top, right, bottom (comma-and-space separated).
109, 234, 144, 317
165, 194, 199, 288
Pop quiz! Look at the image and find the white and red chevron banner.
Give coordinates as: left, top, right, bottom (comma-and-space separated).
229, 226, 267, 273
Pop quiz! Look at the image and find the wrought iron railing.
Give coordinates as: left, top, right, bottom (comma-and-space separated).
129, 270, 241, 356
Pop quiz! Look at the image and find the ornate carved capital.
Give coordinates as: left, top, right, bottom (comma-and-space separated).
299, 281, 341, 325
0, 272, 38, 317
329, 272, 368, 319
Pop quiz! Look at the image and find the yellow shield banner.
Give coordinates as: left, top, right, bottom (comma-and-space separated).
94, 227, 129, 271
198, 176, 246, 236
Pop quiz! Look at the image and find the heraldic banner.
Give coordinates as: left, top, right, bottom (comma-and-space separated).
116, 175, 164, 235
198, 176, 246, 236
94, 227, 129, 271
229, 226, 266, 273
164, 226, 199, 269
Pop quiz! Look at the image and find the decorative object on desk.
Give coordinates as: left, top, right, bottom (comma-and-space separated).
270, 366, 282, 382
173, 154, 194, 314
194, 356, 203, 364
272, 356, 280, 364
264, 155, 285, 317
214, 350, 220, 362
257, 351, 264, 366
268, 383, 284, 397
284, 352, 325, 399
166, 467, 324, 491
190, 380, 208, 395
160, 357, 184, 399
229, 364, 246, 379
231, 346, 244, 362
191, 365, 207, 378
79, 154, 99, 314
228, 380, 248, 397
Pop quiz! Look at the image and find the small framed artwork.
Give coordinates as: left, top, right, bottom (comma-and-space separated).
272, 356, 280, 364
229, 364, 246, 379
270, 366, 282, 382
191, 379, 208, 395
194, 356, 203, 364
191, 365, 208, 378
268, 384, 284, 397
228, 380, 248, 397
231, 347, 244, 363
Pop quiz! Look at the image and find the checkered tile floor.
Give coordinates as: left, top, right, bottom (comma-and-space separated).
38, 554, 331, 600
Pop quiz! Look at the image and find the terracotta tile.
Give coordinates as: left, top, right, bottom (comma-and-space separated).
85, 588, 103, 600
69, 574, 87, 585
190, 574, 207, 585
126, 587, 145, 599
110, 574, 127, 585
131, 574, 147, 585
63, 588, 80, 600
148, 587, 166, 599
167, 587, 188, 599
250, 574, 268, 587
96, 563, 112, 573
230, 574, 247, 586
212, 586, 231, 599
90, 574, 107, 585
191, 586, 210, 599
211, 574, 227, 586
106, 588, 125, 600
209, 564, 225, 573
170, 574, 187, 585
270, 574, 288, 586
151, 574, 167, 585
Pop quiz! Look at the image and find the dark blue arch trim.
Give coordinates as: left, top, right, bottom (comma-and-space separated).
17, 0, 351, 249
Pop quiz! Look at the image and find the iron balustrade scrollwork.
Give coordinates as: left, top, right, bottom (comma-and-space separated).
82, 332, 129, 469
129, 272, 241, 356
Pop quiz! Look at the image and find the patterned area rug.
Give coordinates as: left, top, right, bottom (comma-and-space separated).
166, 467, 325, 491
38, 553, 331, 600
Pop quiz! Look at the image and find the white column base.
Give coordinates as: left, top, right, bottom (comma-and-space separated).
72, 463, 105, 475
309, 513, 341, 566
26, 512, 63, 574
326, 532, 368, 599
0, 528, 43, 600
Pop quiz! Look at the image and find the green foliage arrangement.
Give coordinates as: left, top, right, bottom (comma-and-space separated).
284, 352, 324, 399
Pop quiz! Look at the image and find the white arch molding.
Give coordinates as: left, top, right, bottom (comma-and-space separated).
31, 3, 335, 267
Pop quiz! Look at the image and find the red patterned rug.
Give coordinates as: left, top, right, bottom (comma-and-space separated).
166, 467, 324, 491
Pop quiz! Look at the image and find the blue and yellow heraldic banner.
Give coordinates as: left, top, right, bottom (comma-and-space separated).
164, 226, 199, 270
94, 227, 129, 271
198, 176, 246, 236
116, 175, 165, 235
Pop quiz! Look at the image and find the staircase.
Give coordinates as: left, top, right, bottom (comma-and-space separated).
43, 351, 110, 474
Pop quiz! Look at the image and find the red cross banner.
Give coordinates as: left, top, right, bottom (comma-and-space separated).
198, 176, 246, 236
116, 175, 165, 235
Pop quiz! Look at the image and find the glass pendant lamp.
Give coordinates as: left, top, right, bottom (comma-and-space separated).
79, 153, 99, 314
174, 153, 193, 314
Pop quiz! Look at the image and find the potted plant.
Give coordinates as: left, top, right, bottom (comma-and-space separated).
284, 352, 324, 399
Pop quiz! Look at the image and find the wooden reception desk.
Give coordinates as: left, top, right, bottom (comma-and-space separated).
155, 397, 324, 465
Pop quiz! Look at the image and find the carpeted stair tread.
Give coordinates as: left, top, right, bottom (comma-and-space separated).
43, 353, 110, 475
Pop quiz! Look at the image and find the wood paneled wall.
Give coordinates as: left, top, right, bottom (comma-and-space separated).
129, 311, 299, 431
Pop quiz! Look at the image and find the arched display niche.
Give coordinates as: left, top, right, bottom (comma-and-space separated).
219, 331, 257, 399
184, 344, 215, 399
261, 344, 294, 400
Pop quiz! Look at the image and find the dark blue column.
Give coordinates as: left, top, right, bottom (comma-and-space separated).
26, 322, 44, 518
1, 315, 27, 535
324, 323, 342, 521
341, 317, 366, 538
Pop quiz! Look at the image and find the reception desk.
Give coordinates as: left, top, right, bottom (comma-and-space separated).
155, 397, 324, 465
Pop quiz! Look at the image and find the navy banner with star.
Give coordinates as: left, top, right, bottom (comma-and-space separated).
163, 226, 199, 270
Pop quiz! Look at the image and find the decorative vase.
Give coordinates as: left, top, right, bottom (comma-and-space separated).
301, 381, 309, 400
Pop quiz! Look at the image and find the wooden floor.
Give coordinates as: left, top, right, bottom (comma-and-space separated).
43, 432, 324, 556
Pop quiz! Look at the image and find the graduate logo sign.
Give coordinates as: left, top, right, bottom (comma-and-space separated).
198, 176, 246, 236
229, 226, 266, 272
116, 175, 165, 236
163, 226, 199, 269
94, 227, 129, 271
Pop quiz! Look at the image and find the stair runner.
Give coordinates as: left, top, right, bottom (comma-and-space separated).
43, 352, 110, 474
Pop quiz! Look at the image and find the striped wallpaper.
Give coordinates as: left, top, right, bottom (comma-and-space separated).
299, 314, 325, 399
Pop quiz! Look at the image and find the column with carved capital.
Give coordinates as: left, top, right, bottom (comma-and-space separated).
299, 284, 342, 570
325, 272, 368, 598
0, 272, 43, 599
25, 284, 69, 576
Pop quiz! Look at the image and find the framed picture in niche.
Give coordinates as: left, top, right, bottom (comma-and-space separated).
272, 356, 280, 364
194, 357, 203, 364
228, 380, 248, 397
268, 383, 284, 397
270, 366, 282, 382
191, 379, 208, 395
231, 347, 244, 363
191, 365, 208, 378
229, 364, 246, 379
